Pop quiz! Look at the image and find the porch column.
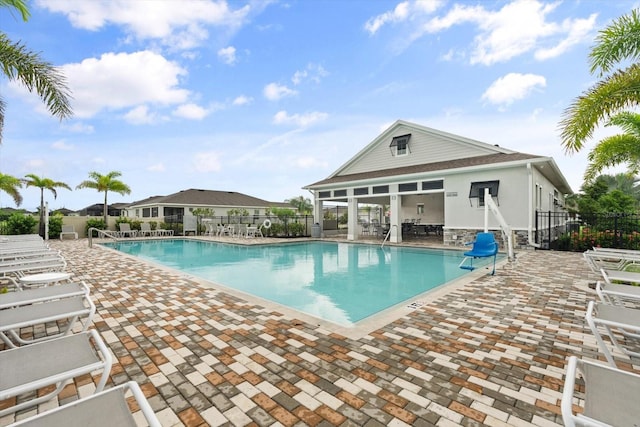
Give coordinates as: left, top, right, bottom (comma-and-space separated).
347, 197, 358, 241
389, 194, 402, 243
313, 196, 323, 232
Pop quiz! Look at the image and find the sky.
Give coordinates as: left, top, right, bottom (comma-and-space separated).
0, 0, 635, 212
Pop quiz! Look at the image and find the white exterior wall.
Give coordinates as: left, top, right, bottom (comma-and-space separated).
399, 194, 444, 224
340, 125, 498, 176
444, 167, 530, 230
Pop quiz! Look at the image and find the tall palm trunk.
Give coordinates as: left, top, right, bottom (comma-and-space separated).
103, 191, 108, 226
38, 189, 45, 237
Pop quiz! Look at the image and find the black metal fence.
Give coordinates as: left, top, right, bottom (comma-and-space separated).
164, 214, 315, 237
535, 211, 640, 251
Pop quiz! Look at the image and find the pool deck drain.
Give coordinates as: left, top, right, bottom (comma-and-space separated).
1, 237, 638, 426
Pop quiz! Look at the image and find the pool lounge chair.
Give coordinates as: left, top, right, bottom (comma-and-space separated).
138, 222, 158, 237
117, 223, 137, 238
9, 380, 161, 427
595, 280, 640, 306
0, 292, 96, 348
0, 281, 90, 310
561, 355, 640, 427
459, 232, 499, 275
585, 300, 640, 367
600, 267, 640, 286
59, 225, 78, 240
0, 329, 112, 417
583, 249, 640, 273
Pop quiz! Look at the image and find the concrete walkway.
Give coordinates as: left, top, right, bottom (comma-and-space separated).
1, 238, 635, 426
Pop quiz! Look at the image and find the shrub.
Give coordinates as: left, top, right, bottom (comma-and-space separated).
6, 213, 37, 235
48, 214, 64, 239
86, 218, 106, 237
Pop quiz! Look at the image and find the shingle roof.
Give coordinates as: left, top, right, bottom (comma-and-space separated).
306, 152, 542, 187
130, 188, 290, 208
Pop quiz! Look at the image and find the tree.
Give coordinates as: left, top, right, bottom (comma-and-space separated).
583, 112, 640, 182
76, 171, 131, 225
0, 0, 73, 143
560, 9, 640, 154
24, 174, 71, 237
285, 196, 313, 215
0, 172, 22, 206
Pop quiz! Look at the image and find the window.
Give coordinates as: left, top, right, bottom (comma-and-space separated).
389, 134, 411, 156
469, 180, 499, 207
334, 189, 347, 197
372, 185, 389, 194
354, 187, 368, 195
422, 180, 444, 191
319, 191, 331, 199
151, 207, 158, 217
417, 204, 424, 215
399, 182, 417, 192
142, 208, 151, 217
535, 184, 542, 210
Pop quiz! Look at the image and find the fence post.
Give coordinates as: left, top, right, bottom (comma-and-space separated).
614, 214, 619, 248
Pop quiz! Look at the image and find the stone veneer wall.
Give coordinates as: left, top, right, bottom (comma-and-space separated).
443, 228, 532, 250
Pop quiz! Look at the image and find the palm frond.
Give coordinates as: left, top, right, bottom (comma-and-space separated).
590, 9, 640, 76
559, 63, 640, 153
584, 134, 640, 182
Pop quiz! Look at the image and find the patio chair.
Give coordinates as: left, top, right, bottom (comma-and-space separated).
0, 329, 112, 417
561, 355, 640, 426
585, 300, 640, 367
595, 280, 640, 306
59, 225, 78, 240
9, 380, 161, 427
583, 249, 640, 273
0, 292, 96, 348
117, 223, 137, 238
0, 281, 90, 310
459, 232, 499, 275
0, 256, 68, 286
138, 222, 157, 237
600, 267, 640, 286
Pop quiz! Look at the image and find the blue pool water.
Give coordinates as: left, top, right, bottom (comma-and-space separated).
104, 240, 498, 327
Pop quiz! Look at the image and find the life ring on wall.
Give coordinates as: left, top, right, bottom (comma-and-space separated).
262, 219, 272, 229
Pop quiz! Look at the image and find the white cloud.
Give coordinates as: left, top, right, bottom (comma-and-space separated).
294, 156, 328, 169
62, 51, 189, 118
217, 46, 237, 65
193, 151, 222, 172
273, 110, 328, 127
26, 159, 45, 168
375, 0, 597, 65
482, 73, 546, 107
263, 83, 298, 101
292, 63, 328, 85
61, 122, 94, 134
52, 140, 74, 151
37, 0, 252, 50
173, 103, 209, 120
124, 105, 157, 125
147, 163, 166, 172
232, 95, 253, 106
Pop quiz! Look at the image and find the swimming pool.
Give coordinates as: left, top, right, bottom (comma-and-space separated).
104, 240, 498, 327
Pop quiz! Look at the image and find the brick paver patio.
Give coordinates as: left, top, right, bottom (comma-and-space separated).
1, 237, 636, 426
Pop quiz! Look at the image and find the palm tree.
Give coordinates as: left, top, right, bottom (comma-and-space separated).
583, 112, 640, 182
285, 195, 313, 215
0, 172, 22, 206
560, 9, 640, 154
76, 171, 131, 225
0, 0, 73, 143
24, 174, 71, 237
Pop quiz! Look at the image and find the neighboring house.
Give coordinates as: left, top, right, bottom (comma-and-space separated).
124, 188, 291, 222
76, 203, 127, 217
304, 120, 573, 247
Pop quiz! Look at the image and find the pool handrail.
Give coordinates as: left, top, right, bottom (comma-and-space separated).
381, 225, 397, 249
88, 227, 119, 248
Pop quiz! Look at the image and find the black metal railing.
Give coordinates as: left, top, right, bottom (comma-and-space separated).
535, 211, 640, 251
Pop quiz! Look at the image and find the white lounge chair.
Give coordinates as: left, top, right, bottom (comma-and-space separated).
0, 329, 112, 417
595, 280, 640, 306
584, 249, 640, 273
9, 380, 161, 427
0, 281, 89, 309
0, 257, 67, 285
59, 225, 78, 240
561, 355, 640, 426
0, 292, 96, 348
585, 300, 640, 367
138, 222, 157, 237
117, 223, 137, 238
601, 267, 640, 286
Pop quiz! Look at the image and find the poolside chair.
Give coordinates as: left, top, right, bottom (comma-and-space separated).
595, 280, 640, 306
138, 222, 157, 237
459, 232, 499, 275
117, 223, 137, 238
561, 355, 640, 426
0, 329, 112, 417
59, 225, 78, 240
585, 300, 640, 367
0, 281, 90, 310
9, 380, 161, 427
600, 267, 640, 286
0, 292, 96, 348
583, 249, 640, 273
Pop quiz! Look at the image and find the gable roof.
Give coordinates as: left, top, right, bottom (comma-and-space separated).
129, 188, 290, 208
305, 120, 572, 194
